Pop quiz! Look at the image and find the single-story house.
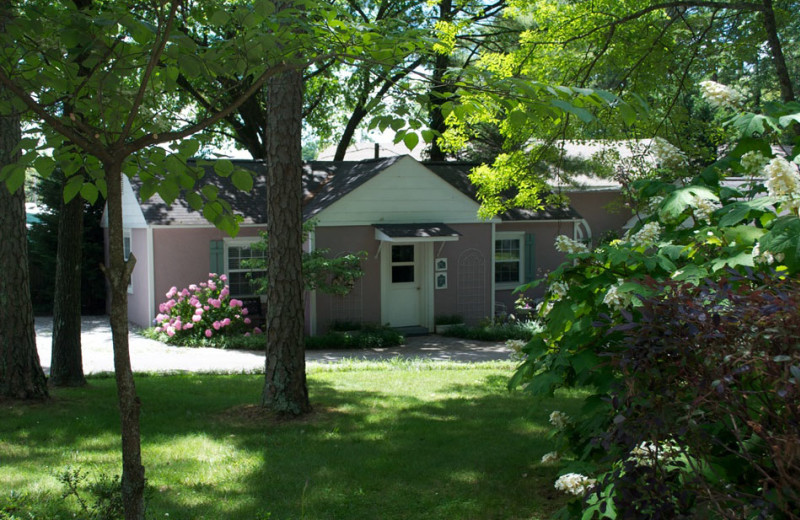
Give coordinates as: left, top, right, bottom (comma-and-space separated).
104, 155, 631, 334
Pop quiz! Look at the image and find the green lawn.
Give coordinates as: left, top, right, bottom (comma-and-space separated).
1, 360, 585, 519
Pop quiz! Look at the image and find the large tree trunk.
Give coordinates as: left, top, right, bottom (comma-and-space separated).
262, 67, 311, 415
761, 0, 795, 103
0, 22, 48, 400
104, 161, 145, 520
49, 187, 86, 387
428, 0, 453, 162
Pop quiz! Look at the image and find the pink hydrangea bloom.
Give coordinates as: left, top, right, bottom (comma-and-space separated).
166, 327, 175, 337
204, 305, 210, 311
213, 321, 221, 330
166, 286, 177, 298
219, 274, 228, 281
180, 288, 190, 297
241, 308, 249, 316
244, 317, 251, 324
220, 287, 230, 298
244, 332, 250, 337
253, 327, 262, 334
230, 299, 242, 308
194, 308, 203, 315
205, 329, 212, 338
189, 284, 198, 291
221, 318, 231, 326
192, 314, 202, 322
183, 323, 194, 330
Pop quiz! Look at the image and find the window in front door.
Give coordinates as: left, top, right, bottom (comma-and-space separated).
391, 245, 415, 283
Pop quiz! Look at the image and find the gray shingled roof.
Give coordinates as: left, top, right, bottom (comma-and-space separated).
131, 156, 580, 226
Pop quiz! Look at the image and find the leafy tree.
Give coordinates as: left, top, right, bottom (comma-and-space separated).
510, 93, 800, 519
438, 0, 797, 217
0, 0, 359, 515
247, 221, 367, 296
0, 0, 47, 401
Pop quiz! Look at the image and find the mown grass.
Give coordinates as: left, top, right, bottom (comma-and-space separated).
1, 361, 586, 519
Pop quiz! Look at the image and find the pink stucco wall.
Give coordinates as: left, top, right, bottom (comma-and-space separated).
313, 226, 382, 333
494, 221, 573, 314
313, 223, 495, 331
434, 223, 493, 326
568, 190, 632, 244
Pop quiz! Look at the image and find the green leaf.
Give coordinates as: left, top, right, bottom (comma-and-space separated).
759, 216, 800, 272
402, 132, 419, 151
159, 178, 180, 204
185, 192, 203, 211
210, 9, 230, 26
80, 183, 99, 204
778, 112, 800, 128
659, 186, 718, 221
722, 225, 765, 246
33, 156, 56, 178
231, 168, 253, 192
730, 113, 779, 137
718, 197, 779, 227
63, 176, 83, 203
201, 184, 218, 201
214, 159, 234, 178
551, 99, 593, 123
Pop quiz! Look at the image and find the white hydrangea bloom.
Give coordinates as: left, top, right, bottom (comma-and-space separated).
548, 281, 569, 297
764, 157, 800, 215
647, 195, 664, 213
700, 80, 745, 110
752, 242, 785, 265
603, 279, 633, 311
554, 235, 589, 254
692, 195, 721, 224
740, 151, 769, 176
536, 300, 553, 317
629, 222, 662, 248
549, 410, 570, 429
541, 451, 560, 464
650, 137, 687, 169
554, 473, 597, 496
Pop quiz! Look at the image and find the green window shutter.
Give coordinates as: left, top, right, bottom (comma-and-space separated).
210, 240, 224, 275
524, 233, 536, 283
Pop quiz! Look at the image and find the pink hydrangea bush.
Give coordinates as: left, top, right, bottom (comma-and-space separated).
153, 273, 261, 343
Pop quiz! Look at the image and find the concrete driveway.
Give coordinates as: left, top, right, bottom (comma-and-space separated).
34, 316, 513, 375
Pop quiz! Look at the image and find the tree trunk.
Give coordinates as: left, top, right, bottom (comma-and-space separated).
49, 187, 86, 387
0, 30, 48, 400
104, 160, 145, 520
761, 0, 795, 103
262, 67, 311, 415
428, 0, 453, 162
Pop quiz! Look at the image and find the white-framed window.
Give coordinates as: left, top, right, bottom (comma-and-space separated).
123, 229, 132, 261
494, 232, 524, 288
123, 229, 133, 294
225, 239, 267, 297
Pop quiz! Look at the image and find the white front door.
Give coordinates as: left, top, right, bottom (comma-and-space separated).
381, 243, 432, 328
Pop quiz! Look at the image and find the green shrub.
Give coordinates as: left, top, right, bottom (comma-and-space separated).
306, 325, 404, 350
440, 319, 540, 341
434, 314, 464, 325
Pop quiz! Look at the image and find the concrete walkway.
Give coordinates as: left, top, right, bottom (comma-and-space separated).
34, 316, 513, 375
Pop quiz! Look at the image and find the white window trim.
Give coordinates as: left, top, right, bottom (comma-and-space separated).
223, 237, 267, 298
494, 231, 525, 290
123, 229, 133, 294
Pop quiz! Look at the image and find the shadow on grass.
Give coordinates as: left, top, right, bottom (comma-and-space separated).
1, 371, 584, 520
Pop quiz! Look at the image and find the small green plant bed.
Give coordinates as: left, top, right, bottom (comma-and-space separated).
1, 364, 586, 519
440, 319, 541, 342
142, 324, 404, 350
305, 324, 404, 350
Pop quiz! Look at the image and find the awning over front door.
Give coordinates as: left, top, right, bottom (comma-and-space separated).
374, 223, 462, 243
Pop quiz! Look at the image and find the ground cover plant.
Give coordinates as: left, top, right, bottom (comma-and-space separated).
0, 361, 587, 519
439, 317, 541, 342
